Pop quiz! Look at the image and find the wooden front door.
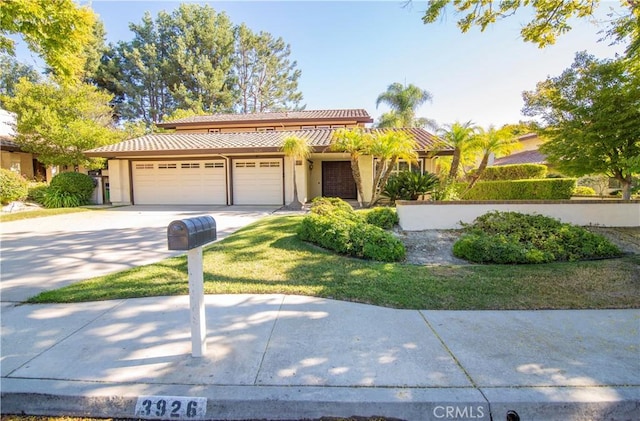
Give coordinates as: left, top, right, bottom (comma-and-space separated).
322, 161, 357, 199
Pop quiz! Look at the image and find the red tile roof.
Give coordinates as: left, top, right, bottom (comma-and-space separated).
157, 109, 373, 128
85, 128, 449, 157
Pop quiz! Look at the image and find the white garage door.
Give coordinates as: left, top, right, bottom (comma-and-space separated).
132, 160, 227, 205
233, 159, 283, 205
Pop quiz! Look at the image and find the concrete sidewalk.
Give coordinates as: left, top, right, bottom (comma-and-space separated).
1, 295, 638, 420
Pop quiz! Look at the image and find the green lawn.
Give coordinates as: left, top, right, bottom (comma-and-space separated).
28, 215, 640, 310
0, 207, 90, 222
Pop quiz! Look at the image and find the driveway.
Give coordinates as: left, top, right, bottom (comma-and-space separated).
0, 205, 278, 302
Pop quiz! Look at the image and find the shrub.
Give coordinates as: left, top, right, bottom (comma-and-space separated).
0, 168, 29, 204
475, 164, 548, 181
573, 186, 596, 196
298, 197, 405, 262
27, 182, 49, 204
362, 207, 399, 229
453, 211, 622, 264
44, 172, 95, 208
382, 170, 439, 201
460, 178, 576, 200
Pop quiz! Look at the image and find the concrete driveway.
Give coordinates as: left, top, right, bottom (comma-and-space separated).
0, 205, 278, 302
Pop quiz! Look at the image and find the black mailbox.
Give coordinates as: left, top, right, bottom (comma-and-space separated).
167, 216, 217, 250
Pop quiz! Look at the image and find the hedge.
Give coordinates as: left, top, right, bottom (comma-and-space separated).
298, 197, 405, 262
459, 178, 576, 200
472, 164, 548, 181
44, 172, 96, 208
452, 211, 622, 264
0, 168, 29, 204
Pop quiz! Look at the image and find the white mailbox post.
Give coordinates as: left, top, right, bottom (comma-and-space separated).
167, 216, 216, 357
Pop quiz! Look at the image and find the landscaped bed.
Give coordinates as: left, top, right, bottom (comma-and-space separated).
28, 214, 640, 310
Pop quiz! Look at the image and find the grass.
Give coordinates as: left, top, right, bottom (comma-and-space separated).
0, 206, 90, 222
27, 215, 640, 310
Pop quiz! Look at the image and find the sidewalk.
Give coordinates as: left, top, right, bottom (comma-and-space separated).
1, 294, 638, 421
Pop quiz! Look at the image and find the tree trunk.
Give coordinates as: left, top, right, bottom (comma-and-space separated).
286, 157, 303, 210
449, 149, 461, 180
350, 156, 365, 208
462, 153, 489, 197
620, 174, 632, 200
370, 156, 398, 207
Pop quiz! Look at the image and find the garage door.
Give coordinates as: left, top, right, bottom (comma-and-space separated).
132, 160, 227, 205
232, 159, 283, 205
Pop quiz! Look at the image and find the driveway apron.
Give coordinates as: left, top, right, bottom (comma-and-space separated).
0, 205, 277, 302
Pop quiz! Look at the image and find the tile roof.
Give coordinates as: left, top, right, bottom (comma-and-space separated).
0, 135, 21, 151
85, 128, 449, 157
493, 149, 547, 165
157, 109, 373, 127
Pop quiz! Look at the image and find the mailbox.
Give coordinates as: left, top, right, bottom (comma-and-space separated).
167, 216, 217, 250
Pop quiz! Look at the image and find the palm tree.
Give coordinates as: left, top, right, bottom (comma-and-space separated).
281, 135, 311, 210
330, 128, 372, 207
464, 125, 522, 191
435, 121, 480, 180
375, 82, 434, 128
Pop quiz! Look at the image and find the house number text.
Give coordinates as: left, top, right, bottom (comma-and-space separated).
135, 396, 207, 420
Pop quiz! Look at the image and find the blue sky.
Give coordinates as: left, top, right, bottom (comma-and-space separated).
16, 1, 628, 128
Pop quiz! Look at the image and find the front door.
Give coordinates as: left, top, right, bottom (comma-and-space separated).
322, 161, 357, 199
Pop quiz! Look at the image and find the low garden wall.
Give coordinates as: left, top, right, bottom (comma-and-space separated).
396, 200, 640, 230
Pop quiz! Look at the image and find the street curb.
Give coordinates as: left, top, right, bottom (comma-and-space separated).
2, 379, 639, 420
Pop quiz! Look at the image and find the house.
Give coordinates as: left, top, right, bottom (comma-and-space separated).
492, 133, 546, 166
85, 109, 448, 206
0, 109, 47, 180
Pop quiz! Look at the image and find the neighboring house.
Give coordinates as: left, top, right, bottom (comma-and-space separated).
85, 109, 449, 206
492, 133, 547, 166
0, 109, 45, 180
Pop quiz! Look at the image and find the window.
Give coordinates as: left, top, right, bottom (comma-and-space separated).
181, 163, 200, 169
10, 156, 21, 173
205, 162, 224, 169
316, 125, 330, 129
158, 163, 177, 169
375, 159, 423, 176
257, 127, 275, 132
301, 125, 315, 130
259, 161, 280, 168
135, 163, 154, 170
208, 128, 220, 133
236, 162, 256, 168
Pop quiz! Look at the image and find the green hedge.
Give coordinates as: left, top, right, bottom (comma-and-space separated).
459, 178, 576, 200
0, 168, 29, 204
472, 164, 548, 181
298, 198, 405, 262
44, 172, 95, 208
453, 211, 622, 264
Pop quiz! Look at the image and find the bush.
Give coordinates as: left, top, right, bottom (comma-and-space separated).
573, 186, 596, 196
298, 197, 405, 262
0, 168, 29, 204
362, 207, 399, 229
475, 164, 548, 181
27, 182, 49, 204
452, 211, 622, 264
382, 171, 439, 201
44, 172, 95, 208
459, 178, 576, 200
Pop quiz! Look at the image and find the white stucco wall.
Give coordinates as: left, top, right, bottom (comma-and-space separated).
107, 159, 131, 205
397, 200, 640, 230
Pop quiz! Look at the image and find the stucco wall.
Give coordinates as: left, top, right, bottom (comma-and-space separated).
397, 200, 640, 230
107, 159, 131, 205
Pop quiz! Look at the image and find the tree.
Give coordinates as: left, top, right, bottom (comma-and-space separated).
434, 121, 480, 180
464, 125, 521, 192
331, 128, 418, 207
0, 55, 41, 101
92, 5, 304, 124
235, 24, 304, 113
523, 52, 640, 200
282, 135, 312, 210
2, 79, 121, 169
1, 0, 97, 83
375, 83, 434, 128
421, 0, 637, 52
